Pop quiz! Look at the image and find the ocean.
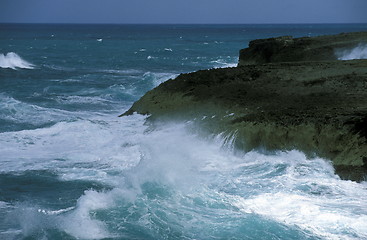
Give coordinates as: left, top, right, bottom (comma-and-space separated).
1, 24, 367, 240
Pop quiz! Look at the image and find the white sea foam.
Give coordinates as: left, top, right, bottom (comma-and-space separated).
37, 206, 75, 215
50, 78, 81, 83
12, 201, 112, 239
100, 69, 142, 75
0, 201, 8, 208
210, 57, 238, 68
0, 52, 34, 69
56, 123, 367, 239
0, 113, 146, 181
1, 112, 367, 239
59, 190, 118, 239
337, 44, 367, 60
228, 150, 367, 240
233, 192, 367, 240
0, 93, 78, 125
56, 95, 114, 105
0, 114, 146, 239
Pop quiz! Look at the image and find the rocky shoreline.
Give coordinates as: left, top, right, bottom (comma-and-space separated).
122, 32, 367, 181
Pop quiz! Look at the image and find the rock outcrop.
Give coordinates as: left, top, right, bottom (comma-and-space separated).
122, 32, 367, 181
238, 32, 367, 65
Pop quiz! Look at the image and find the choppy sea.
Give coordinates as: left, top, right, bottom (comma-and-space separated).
1, 24, 367, 240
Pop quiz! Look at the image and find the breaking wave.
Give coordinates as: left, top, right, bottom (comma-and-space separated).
0, 52, 34, 69
143, 72, 178, 87
337, 44, 367, 60
1, 114, 367, 239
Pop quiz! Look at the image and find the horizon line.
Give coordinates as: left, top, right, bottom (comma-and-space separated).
1, 22, 367, 25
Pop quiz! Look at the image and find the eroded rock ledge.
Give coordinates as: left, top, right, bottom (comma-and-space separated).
239, 31, 367, 65
122, 32, 367, 181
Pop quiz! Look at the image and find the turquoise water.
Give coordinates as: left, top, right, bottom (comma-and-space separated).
1, 24, 367, 240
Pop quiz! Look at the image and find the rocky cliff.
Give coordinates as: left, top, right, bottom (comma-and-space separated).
239, 31, 367, 65
122, 32, 367, 181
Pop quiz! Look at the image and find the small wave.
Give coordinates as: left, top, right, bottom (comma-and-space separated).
220, 62, 237, 68
0, 93, 80, 126
56, 95, 113, 105
50, 78, 81, 83
100, 69, 142, 75
337, 44, 367, 60
210, 57, 238, 68
0, 52, 34, 70
44, 64, 75, 71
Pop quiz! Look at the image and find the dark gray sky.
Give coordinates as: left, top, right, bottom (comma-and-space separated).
1, 0, 367, 24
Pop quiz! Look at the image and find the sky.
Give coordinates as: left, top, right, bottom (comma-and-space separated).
1, 0, 367, 24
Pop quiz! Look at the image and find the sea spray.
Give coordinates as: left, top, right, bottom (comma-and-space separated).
0, 52, 34, 69
337, 44, 367, 60
4, 114, 367, 239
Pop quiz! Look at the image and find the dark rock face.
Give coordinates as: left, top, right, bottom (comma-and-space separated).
123, 32, 367, 181
238, 32, 367, 65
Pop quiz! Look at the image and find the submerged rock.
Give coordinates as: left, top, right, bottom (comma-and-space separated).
122, 32, 367, 181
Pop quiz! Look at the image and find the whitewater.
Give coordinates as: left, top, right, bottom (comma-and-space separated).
1, 24, 367, 240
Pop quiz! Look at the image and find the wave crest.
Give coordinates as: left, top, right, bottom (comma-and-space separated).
0, 52, 34, 69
